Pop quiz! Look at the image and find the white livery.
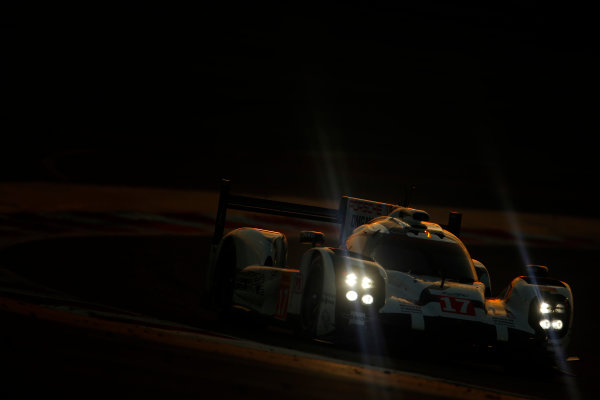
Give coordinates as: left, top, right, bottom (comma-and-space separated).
209, 184, 573, 354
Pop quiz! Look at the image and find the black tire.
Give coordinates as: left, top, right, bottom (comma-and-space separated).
300, 256, 324, 338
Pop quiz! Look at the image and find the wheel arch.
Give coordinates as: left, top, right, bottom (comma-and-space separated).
298, 247, 338, 337
504, 276, 574, 348
217, 227, 288, 272
210, 227, 287, 310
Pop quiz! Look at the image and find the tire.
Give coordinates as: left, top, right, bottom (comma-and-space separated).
300, 256, 324, 338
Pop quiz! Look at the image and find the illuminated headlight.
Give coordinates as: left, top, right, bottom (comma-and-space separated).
346, 290, 358, 301
539, 302, 552, 314
551, 319, 564, 330
539, 319, 551, 330
361, 276, 374, 289
345, 273, 357, 287
531, 298, 569, 335
361, 294, 374, 305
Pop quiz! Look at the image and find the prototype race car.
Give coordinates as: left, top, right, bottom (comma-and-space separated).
208, 180, 573, 354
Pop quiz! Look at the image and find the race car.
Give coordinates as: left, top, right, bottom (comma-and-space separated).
208, 180, 573, 354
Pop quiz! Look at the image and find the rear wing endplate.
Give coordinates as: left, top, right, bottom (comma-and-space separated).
337, 196, 396, 245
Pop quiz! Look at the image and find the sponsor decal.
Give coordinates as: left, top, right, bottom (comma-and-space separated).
350, 214, 374, 229
346, 198, 394, 229
340, 197, 395, 243
322, 292, 336, 306
397, 304, 422, 314
347, 199, 388, 215
438, 295, 476, 316
235, 271, 265, 296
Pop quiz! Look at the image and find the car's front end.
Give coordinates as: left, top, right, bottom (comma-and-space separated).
343, 209, 574, 352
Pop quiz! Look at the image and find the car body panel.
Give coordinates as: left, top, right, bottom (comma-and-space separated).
211, 188, 574, 352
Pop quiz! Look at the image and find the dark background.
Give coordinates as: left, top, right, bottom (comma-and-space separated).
3, 2, 598, 215
1, 5, 599, 397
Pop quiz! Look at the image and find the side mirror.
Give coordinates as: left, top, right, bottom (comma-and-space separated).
473, 259, 492, 297
300, 231, 325, 247
440, 211, 461, 237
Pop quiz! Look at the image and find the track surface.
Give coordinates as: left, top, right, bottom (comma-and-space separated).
1, 184, 598, 399
2, 294, 532, 400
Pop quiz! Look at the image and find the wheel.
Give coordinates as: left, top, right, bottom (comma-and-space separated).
300, 257, 324, 337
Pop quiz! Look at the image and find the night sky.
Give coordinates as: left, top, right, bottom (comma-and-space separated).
3, 2, 598, 215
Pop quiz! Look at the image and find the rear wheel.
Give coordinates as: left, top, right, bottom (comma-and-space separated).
300, 257, 324, 338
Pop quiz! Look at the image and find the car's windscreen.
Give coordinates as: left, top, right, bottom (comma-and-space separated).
371, 235, 475, 282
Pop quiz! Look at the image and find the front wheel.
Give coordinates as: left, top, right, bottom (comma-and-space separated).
300, 257, 324, 338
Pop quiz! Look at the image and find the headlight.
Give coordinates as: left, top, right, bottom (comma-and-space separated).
532, 297, 570, 336
539, 317, 565, 331
345, 273, 357, 287
551, 319, 564, 330
343, 271, 377, 305
540, 302, 551, 314
361, 294, 374, 305
361, 276, 374, 289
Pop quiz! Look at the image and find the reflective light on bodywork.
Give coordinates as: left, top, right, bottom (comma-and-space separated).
552, 319, 564, 330
361, 294, 374, 305
361, 276, 374, 289
346, 290, 358, 301
540, 302, 552, 314
539, 319, 551, 330
345, 273, 357, 287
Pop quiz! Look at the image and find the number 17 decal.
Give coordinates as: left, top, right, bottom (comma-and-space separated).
438, 296, 475, 316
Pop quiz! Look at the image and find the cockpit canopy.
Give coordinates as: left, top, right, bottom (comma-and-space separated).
367, 234, 476, 283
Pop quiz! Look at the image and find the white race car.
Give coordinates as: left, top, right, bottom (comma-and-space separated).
208, 180, 573, 354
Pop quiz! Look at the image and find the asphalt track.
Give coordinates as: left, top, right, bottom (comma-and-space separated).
1, 184, 599, 399
1, 295, 531, 400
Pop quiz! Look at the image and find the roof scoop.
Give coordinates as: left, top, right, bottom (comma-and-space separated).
389, 207, 430, 227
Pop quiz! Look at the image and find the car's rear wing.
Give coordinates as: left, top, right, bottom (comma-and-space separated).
211, 179, 339, 247
211, 178, 462, 248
